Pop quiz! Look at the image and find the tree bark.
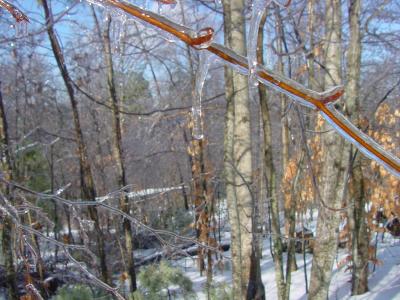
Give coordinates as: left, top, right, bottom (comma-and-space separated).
345, 0, 369, 294
309, 0, 344, 299
223, 0, 258, 298
41, 0, 109, 284
257, 11, 286, 300
223, 1, 238, 297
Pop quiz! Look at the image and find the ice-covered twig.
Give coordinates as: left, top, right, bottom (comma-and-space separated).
0, 0, 29, 23
84, 0, 400, 177
21, 223, 124, 300
2, 178, 223, 253
63, 248, 125, 300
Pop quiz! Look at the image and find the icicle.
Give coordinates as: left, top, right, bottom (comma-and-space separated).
247, 0, 292, 89
9, 15, 28, 37
320, 104, 400, 178
247, 0, 269, 88
112, 13, 127, 53
192, 51, 213, 139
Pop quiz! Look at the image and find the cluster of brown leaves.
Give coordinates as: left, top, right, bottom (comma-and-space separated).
281, 115, 325, 214
366, 104, 400, 228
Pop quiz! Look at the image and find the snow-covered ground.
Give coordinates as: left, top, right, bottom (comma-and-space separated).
169, 232, 400, 299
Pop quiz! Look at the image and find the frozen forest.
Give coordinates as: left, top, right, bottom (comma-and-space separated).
0, 0, 399, 299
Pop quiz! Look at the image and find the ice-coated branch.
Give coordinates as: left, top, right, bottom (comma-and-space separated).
1, 178, 223, 253
0, 191, 121, 299
0, 0, 29, 23
63, 249, 125, 300
84, 0, 399, 178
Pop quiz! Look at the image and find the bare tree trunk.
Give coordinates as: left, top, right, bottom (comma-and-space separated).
0, 82, 18, 300
101, 14, 137, 292
41, 0, 109, 284
222, 0, 237, 296
257, 12, 285, 300
345, 0, 369, 294
309, 0, 344, 299
222, 1, 237, 296
223, 0, 259, 298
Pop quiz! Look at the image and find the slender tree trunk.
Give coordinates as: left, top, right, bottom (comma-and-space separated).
309, 0, 344, 299
102, 14, 137, 292
223, 0, 260, 298
257, 11, 286, 300
345, 0, 369, 294
0, 82, 18, 300
41, 0, 109, 284
222, 0, 236, 295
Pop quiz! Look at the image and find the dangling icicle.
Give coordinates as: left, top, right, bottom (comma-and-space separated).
113, 13, 127, 53
247, 0, 291, 89
192, 51, 213, 140
247, 0, 269, 88
15, 21, 28, 37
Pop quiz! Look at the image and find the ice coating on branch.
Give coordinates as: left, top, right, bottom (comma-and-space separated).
1, 0, 29, 37
192, 27, 215, 49
320, 104, 400, 178
71, 207, 96, 261
192, 51, 213, 139
0, 0, 29, 23
63, 248, 125, 300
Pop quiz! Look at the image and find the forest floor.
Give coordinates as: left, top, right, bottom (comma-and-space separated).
168, 230, 400, 299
